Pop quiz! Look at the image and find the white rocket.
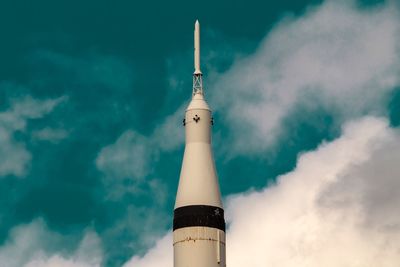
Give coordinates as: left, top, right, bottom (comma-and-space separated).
173, 20, 226, 267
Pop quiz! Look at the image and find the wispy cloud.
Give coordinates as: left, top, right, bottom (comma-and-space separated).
95, 106, 184, 199
97, 130, 153, 180
32, 127, 69, 143
0, 94, 67, 177
0, 219, 102, 267
122, 234, 172, 267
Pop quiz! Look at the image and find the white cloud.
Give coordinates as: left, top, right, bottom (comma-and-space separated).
95, 107, 184, 198
0, 219, 102, 267
96, 130, 160, 199
7, 96, 66, 125
96, 130, 153, 180
152, 107, 185, 151
122, 233, 172, 267
96, 106, 184, 179
24, 256, 98, 267
32, 127, 69, 143
225, 116, 400, 267
124, 116, 400, 267
0, 95, 67, 177
103, 204, 170, 262
0, 129, 31, 177
0, 219, 57, 267
211, 0, 400, 154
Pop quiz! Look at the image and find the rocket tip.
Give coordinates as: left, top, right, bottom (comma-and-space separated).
195, 19, 199, 25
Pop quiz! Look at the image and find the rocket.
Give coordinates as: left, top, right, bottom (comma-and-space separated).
173, 20, 226, 267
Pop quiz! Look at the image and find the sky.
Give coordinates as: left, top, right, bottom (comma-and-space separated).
0, 0, 400, 266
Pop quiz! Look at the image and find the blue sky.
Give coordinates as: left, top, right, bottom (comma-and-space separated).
1, 0, 400, 266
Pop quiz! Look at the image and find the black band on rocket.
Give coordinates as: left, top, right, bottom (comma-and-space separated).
173, 205, 225, 231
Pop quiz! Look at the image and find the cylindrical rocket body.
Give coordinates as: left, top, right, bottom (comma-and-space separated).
174, 227, 226, 267
173, 93, 226, 267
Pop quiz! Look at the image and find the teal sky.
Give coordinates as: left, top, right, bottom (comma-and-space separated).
1, 0, 398, 266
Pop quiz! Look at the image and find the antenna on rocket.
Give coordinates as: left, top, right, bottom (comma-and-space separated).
193, 20, 203, 96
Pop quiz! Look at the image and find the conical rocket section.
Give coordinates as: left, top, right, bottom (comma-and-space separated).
174, 92, 222, 209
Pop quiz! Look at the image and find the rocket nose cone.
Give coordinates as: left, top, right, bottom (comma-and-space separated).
186, 93, 210, 111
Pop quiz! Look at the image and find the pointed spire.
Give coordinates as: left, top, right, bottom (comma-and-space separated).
193, 20, 203, 95
194, 20, 201, 75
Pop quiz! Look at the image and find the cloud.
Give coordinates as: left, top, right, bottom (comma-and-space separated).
24, 232, 102, 267
32, 127, 69, 143
225, 116, 400, 267
96, 106, 184, 178
95, 107, 184, 199
0, 219, 57, 267
24, 257, 97, 267
122, 233, 172, 267
96, 129, 161, 200
152, 107, 185, 151
103, 204, 170, 264
96, 130, 153, 180
0, 129, 31, 177
0, 95, 67, 177
94, 111, 183, 258
211, 0, 400, 154
0, 219, 102, 267
124, 116, 400, 267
